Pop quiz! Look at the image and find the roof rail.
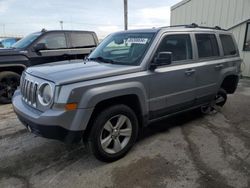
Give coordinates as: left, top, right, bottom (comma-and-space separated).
163, 23, 226, 31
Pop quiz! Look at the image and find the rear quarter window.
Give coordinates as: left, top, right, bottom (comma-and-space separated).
219, 34, 237, 56
70, 33, 96, 48
195, 34, 219, 58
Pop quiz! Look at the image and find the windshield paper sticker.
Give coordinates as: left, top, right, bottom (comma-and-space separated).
126, 38, 148, 44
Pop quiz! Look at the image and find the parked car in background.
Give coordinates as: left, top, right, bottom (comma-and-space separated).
0, 37, 21, 48
0, 29, 98, 104
13, 24, 241, 162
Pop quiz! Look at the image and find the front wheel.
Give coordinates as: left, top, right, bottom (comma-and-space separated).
88, 105, 139, 162
0, 71, 20, 104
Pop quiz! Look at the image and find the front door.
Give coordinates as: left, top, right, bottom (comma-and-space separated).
28, 32, 69, 65
149, 34, 196, 119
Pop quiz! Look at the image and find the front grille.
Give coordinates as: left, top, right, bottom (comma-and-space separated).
20, 76, 38, 107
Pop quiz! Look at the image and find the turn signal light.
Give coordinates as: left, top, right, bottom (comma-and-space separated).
65, 103, 77, 111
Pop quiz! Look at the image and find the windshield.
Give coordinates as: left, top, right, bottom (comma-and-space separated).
88, 32, 155, 65
13, 33, 40, 49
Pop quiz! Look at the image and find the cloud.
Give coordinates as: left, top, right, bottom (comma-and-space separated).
130, 6, 171, 28
0, 0, 14, 13
139, 6, 170, 20
0, 0, 175, 37
97, 25, 122, 38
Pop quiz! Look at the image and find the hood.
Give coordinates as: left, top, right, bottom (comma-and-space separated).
0, 48, 25, 56
26, 60, 141, 85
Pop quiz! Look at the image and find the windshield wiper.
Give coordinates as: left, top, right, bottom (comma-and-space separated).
87, 56, 115, 64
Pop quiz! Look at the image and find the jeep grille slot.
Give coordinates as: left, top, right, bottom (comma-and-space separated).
20, 77, 38, 107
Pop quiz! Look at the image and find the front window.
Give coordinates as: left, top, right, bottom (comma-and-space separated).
88, 32, 155, 65
156, 34, 193, 62
37, 33, 67, 49
13, 33, 40, 49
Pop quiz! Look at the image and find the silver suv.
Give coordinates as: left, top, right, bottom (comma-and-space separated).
13, 24, 241, 162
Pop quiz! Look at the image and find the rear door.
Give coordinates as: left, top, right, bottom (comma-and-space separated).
148, 33, 197, 119
28, 32, 69, 65
194, 33, 223, 105
67, 32, 97, 60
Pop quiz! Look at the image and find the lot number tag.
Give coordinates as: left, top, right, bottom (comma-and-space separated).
126, 38, 148, 44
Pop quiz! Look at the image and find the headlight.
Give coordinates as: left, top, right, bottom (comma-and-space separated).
38, 83, 53, 106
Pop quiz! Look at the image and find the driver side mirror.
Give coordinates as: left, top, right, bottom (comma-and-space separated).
150, 52, 172, 70
33, 43, 47, 52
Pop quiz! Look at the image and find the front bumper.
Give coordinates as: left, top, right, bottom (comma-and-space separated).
17, 114, 82, 143
12, 90, 93, 143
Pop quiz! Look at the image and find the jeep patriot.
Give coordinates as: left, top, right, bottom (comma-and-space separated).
13, 24, 241, 162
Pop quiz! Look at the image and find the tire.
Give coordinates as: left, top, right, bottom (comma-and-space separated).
201, 88, 227, 114
88, 104, 139, 162
215, 88, 227, 107
0, 71, 20, 104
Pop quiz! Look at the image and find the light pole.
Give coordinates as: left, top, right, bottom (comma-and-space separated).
1, 24, 6, 37
124, 0, 128, 30
3, 24, 5, 36
60, 21, 64, 30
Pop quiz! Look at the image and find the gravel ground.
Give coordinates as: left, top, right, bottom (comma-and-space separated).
0, 79, 250, 188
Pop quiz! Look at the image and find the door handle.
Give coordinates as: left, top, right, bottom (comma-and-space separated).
185, 69, 196, 76
215, 64, 224, 70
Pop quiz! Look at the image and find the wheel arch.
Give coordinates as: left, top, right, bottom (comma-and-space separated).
0, 65, 26, 75
79, 82, 149, 140
83, 94, 145, 141
220, 74, 239, 94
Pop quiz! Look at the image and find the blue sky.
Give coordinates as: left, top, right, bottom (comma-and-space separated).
0, 0, 181, 38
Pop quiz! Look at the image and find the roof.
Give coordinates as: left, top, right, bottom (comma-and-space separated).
114, 24, 230, 35
115, 28, 160, 34
42, 30, 95, 33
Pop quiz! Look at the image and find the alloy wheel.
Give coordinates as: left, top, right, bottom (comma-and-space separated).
100, 114, 132, 154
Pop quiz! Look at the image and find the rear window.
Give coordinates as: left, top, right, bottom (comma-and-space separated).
195, 34, 219, 58
220, 34, 237, 56
70, 33, 96, 48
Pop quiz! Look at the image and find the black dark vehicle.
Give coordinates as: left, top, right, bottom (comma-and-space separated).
0, 29, 98, 104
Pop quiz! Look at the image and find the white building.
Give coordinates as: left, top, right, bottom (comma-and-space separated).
171, 0, 250, 77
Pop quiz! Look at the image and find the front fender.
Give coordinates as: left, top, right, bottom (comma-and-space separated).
0, 55, 29, 67
78, 82, 148, 116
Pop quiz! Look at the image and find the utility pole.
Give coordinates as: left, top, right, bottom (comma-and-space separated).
124, 0, 128, 30
60, 21, 64, 30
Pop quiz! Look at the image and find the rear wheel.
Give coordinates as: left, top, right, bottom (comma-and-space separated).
214, 88, 227, 107
201, 88, 227, 114
88, 104, 139, 162
0, 71, 20, 104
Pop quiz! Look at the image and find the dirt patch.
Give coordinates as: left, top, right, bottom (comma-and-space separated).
112, 155, 179, 188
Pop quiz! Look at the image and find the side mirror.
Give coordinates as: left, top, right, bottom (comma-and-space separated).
150, 52, 172, 70
33, 43, 46, 52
